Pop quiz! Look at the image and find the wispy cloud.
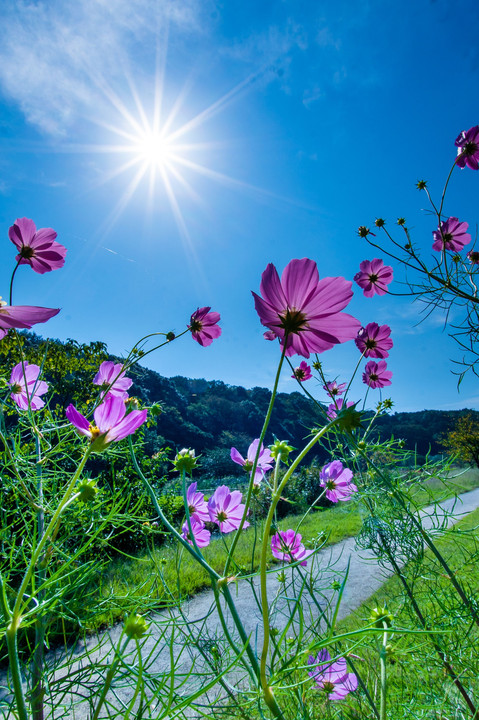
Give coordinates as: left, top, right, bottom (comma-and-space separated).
0, 0, 209, 135
221, 18, 308, 90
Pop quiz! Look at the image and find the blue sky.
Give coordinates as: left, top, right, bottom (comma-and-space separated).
1, 0, 479, 413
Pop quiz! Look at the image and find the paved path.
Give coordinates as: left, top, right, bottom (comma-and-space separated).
3, 487, 479, 718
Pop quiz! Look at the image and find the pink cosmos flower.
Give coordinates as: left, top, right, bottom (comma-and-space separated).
189, 307, 221, 347
308, 650, 358, 700
0, 298, 60, 337
455, 125, 479, 170
66, 394, 147, 451
362, 360, 392, 389
432, 217, 471, 252
9, 361, 49, 411
355, 323, 393, 359
93, 361, 132, 400
467, 250, 479, 264
8, 218, 66, 274
230, 439, 273, 485
354, 259, 393, 298
181, 516, 211, 548
319, 460, 357, 502
252, 258, 360, 358
271, 529, 313, 566
186, 482, 210, 523
208, 485, 249, 533
323, 380, 347, 398
291, 360, 312, 382
326, 399, 354, 420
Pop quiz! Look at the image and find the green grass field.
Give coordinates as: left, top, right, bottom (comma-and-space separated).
85, 466, 479, 631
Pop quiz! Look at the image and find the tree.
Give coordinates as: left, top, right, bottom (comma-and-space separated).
441, 413, 479, 466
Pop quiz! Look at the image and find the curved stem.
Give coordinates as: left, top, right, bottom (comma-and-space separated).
9, 261, 21, 306
223, 343, 287, 577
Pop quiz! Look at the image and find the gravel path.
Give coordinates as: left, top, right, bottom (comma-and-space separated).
3, 487, 479, 718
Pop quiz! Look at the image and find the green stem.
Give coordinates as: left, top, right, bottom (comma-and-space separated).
91, 635, 132, 720
379, 627, 388, 720
259, 421, 336, 715
223, 344, 287, 577
12, 445, 92, 619
32, 436, 45, 720
129, 440, 261, 684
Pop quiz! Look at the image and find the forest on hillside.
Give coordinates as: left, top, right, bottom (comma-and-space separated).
1, 331, 475, 479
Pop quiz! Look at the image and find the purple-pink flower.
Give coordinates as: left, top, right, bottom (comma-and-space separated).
319, 461, 357, 503
93, 361, 132, 400
186, 482, 210, 523
230, 439, 273, 485
66, 394, 147, 451
455, 125, 479, 170
8, 218, 66, 274
308, 650, 358, 700
270, 529, 313, 566
189, 307, 221, 347
326, 399, 354, 420
291, 361, 312, 382
252, 258, 360, 358
362, 360, 392, 389
354, 259, 393, 298
432, 217, 471, 252
467, 250, 479, 264
323, 380, 347, 398
181, 516, 211, 548
355, 323, 393, 359
0, 298, 60, 338
9, 361, 49, 411
208, 485, 249, 533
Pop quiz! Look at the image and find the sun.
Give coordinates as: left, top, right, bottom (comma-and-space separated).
134, 130, 175, 170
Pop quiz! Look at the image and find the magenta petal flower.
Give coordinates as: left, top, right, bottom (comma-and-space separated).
9, 217, 66, 274
308, 650, 358, 700
189, 307, 222, 347
323, 380, 347, 398
0, 299, 60, 335
186, 482, 210, 523
270, 529, 313, 566
354, 259, 393, 298
182, 516, 211, 548
252, 258, 361, 359
9, 361, 49, 411
291, 360, 312, 381
320, 460, 357, 502
455, 125, 479, 170
355, 323, 393, 359
432, 217, 471, 252
66, 394, 147, 451
231, 438, 273, 485
208, 485, 249, 533
362, 360, 392, 389
326, 399, 354, 420
93, 361, 132, 400
467, 250, 479, 264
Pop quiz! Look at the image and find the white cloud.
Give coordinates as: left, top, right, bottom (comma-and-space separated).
0, 0, 210, 135
221, 18, 308, 89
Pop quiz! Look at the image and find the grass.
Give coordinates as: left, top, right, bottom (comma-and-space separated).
330, 505, 479, 719
82, 466, 479, 632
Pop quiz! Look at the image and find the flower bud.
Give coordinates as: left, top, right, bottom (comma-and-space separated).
149, 402, 163, 417
397, 217, 406, 226
375, 218, 385, 227
369, 606, 394, 629
166, 331, 176, 342
124, 614, 149, 639
77, 479, 98, 503
416, 179, 427, 190
126, 396, 140, 411
357, 225, 370, 238
173, 448, 198, 473
270, 439, 294, 463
